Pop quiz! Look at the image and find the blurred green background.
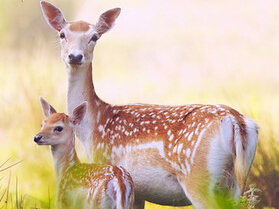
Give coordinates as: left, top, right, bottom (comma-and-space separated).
0, 0, 279, 208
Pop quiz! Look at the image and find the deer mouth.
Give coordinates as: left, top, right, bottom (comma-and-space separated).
68, 60, 83, 66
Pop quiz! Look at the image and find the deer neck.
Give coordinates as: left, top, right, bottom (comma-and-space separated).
66, 62, 109, 160
51, 136, 80, 182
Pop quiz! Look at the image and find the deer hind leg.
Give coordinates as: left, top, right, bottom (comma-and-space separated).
178, 176, 216, 209
179, 155, 239, 209
206, 116, 258, 208
106, 177, 135, 209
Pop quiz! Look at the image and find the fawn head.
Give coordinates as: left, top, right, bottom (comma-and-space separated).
40, 1, 121, 68
34, 97, 87, 146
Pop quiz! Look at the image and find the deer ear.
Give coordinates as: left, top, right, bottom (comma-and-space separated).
40, 1, 67, 32
95, 8, 121, 35
70, 102, 88, 125
39, 96, 57, 117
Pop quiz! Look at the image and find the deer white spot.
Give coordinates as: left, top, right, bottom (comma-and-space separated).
220, 112, 226, 115
178, 129, 183, 136
191, 122, 196, 127
177, 144, 183, 155
98, 125, 105, 138
169, 134, 174, 141
167, 130, 171, 136
188, 132, 193, 141
173, 145, 178, 153
191, 140, 195, 146
194, 127, 199, 135
211, 109, 217, 114
185, 159, 191, 173
181, 164, 187, 175
186, 148, 191, 158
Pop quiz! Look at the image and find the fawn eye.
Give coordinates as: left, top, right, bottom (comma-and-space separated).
59, 32, 65, 39
54, 126, 63, 132
89, 34, 98, 43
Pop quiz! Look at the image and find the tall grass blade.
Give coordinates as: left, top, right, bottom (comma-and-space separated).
5, 172, 11, 209
0, 161, 22, 173
0, 190, 7, 203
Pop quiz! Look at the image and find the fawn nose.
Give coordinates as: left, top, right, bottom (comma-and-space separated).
68, 53, 83, 65
34, 135, 43, 143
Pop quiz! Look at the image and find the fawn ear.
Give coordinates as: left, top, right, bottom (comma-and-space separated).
95, 8, 121, 36
39, 96, 57, 117
70, 102, 88, 125
40, 1, 66, 32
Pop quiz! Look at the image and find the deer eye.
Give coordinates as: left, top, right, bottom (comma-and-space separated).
54, 126, 63, 132
59, 32, 65, 39
89, 34, 98, 43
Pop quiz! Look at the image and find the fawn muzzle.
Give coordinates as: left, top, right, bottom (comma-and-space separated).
34, 135, 43, 143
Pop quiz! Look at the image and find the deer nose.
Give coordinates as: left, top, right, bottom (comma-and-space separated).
34, 135, 43, 143
68, 54, 83, 65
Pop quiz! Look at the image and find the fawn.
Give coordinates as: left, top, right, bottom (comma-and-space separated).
40, 1, 259, 208
34, 97, 134, 209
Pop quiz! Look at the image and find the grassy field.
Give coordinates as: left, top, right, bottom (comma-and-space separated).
1, 0, 279, 208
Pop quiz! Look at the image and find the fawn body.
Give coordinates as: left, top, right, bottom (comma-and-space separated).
40, 1, 259, 208
34, 97, 134, 209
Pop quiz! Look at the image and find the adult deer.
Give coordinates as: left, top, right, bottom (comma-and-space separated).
40, 1, 259, 208
34, 97, 134, 209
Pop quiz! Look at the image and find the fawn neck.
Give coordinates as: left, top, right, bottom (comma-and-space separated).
51, 136, 80, 181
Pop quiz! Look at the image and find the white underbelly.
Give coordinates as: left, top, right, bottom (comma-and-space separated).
130, 163, 190, 206
114, 148, 192, 206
